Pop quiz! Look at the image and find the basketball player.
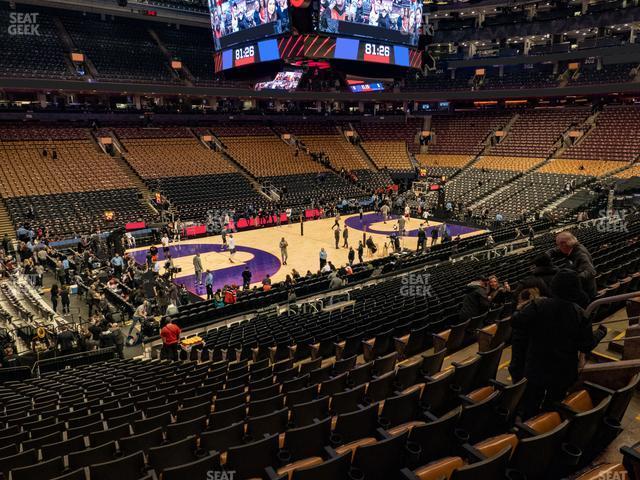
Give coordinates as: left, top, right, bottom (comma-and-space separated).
397, 216, 406, 236
422, 209, 430, 226
228, 235, 236, 263
279, 237, 288, 265
221, 228, 227, 249
381, 204, 390, 223
161, 233, 170, 256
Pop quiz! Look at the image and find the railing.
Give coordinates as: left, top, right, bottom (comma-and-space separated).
586, 291, 640, 320
31, 347, 117, 375
0, 366, 31, 384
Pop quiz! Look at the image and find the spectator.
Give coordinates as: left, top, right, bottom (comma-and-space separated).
56, 324, 75, 355
529, 253, 558, 290
487, 275, 510, 306
50, 283, 60, 312
547, 231, 597, 301
458, 279, 489, 322
128, 300, 149, 338
213, 289, 225, 308
86, 316, 103, 350
193, 253, 203, 285
510, 270, 596, 418
205, 270, 214, 300
329, 272, 344, 290
242, 266, 252, 289
166, 302, 179, 316
111, 323, 125, 359
111, 253, 124, 277
160, 318, 181, 361
60, 284, 71, 315
319, 248, 328, 270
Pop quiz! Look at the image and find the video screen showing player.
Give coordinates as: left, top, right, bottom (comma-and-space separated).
209, 0, 289, 49
318, 0, 421, 46
255, 71, 303, 91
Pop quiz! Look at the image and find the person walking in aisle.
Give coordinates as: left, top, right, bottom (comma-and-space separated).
50, 283, 59, 313
61, 284, 70, 315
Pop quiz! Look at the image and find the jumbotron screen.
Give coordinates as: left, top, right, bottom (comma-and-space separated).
318, 0, 422, 46
208, 0, 290, 50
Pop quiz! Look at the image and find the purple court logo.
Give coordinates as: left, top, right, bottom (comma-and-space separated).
400, 273, 434, 298
8, 12, 40, 35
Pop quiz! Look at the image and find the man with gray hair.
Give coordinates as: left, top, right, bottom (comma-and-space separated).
547, 231, 596, 300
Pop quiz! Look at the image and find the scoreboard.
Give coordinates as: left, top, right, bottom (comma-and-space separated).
214, 35, 421, 73
217, 39, 281, 71
333, 38, 411, 67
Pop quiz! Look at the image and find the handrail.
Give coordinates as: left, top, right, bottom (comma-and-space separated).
31, 347, 117, 375
586, 290, 640, 319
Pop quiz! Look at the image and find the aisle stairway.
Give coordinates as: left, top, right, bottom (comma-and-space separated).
0, 199, 15, 241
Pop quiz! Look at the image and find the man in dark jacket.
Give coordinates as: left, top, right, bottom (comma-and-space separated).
459, 279, 490, 322
547, 231, 597, 300
510, 270, 594, 418
56, 325, 76, 355
111, 323, 125, 359
513, 253, 558, 305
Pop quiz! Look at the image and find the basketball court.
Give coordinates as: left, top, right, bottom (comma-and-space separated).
127, 213, 489, 298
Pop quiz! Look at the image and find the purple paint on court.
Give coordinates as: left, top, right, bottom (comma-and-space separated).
345, 213, 482, 238
130, 243, 281, 296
